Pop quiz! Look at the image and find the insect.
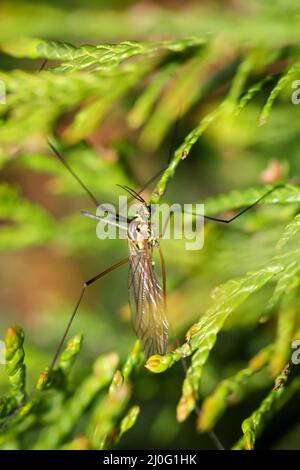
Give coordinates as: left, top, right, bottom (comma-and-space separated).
82, 186, 169, 358
48, 142, 171, 365
0, 141, 282, 452
48, 141, 282, 367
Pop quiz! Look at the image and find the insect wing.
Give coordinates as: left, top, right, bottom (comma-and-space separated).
128, 241, 168, 357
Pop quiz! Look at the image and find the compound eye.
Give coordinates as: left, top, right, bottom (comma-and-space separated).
128, 219, 149, 242
128, 220, 141, 241
133, 223, 141, 238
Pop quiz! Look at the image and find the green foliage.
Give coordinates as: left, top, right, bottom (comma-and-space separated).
0, 329, 142, 450
0, 184, 56, 250
259, 63, 300, 125
234, 364, 298, 450
198, 345, 275, 432
0, 326, 26, 418
2, 37, 205, 72
1, 0, 300, 451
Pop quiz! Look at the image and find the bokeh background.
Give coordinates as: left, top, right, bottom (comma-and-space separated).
0, 0, 300, 449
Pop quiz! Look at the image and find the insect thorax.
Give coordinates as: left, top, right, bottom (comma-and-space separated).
128, 204, 158, 249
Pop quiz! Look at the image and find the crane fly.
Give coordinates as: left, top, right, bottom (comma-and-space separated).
1, 64, 284, 450
82, 186, 169, 358
48, 142, 173, 366
127, 199, 168, 357
47, 141, 283, 369
1, 141, 283, 452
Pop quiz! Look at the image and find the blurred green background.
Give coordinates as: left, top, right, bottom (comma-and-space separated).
0, 0, 300, 450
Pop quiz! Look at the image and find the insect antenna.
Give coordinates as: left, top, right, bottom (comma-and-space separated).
117, 184, 147, 204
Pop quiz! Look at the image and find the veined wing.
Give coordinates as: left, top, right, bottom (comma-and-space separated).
128, 240, 169, 357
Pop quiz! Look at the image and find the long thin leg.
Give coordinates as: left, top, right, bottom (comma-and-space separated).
159, 211, 173, 239
156, 186, 281, 451
48, 141, 130, 223
181, 184, 284, 225
0, 257, 129, 433
81, 211, 129, 229
48, 87, 180, 206
50, 257, 129, 369
157, 185, 283, 243
158, 247, 167, 309
47, 140, 166, 217
47, 140, 100, 207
